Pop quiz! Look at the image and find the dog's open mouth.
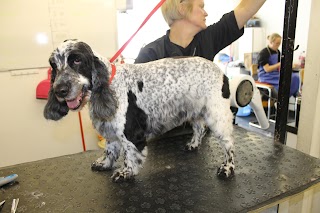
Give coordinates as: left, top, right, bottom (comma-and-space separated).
65, 87, 89, 110
66, 93, 83, 110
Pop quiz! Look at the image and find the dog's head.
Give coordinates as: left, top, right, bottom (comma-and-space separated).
44, 39, 117, 121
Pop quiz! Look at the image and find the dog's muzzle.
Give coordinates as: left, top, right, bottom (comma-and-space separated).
55, 83, 70, 99
55, 84, 89, 110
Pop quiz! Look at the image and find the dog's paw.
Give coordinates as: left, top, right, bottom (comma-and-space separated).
111, 169, 135, 182
217, 164, 235, 179
184, 144, 199, 152
185, 140, 199, 151
91, 155, 113, 171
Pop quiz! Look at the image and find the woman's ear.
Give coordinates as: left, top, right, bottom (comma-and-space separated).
90, 57, 118, 120
178, 3, 185, 16
178, 0, 189, 17
43, 64, 69, 121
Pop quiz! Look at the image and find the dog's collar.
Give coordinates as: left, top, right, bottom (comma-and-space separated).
109, 63, 116, 84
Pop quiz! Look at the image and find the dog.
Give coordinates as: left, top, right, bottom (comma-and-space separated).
44, 39, 235, 182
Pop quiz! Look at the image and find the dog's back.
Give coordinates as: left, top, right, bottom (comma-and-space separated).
109, 57, 230, 136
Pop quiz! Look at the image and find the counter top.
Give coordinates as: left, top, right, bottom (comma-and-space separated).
1, 126, 320, 213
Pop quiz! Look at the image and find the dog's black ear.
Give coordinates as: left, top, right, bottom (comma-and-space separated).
90, 57, 118, 120
44, 58, 69, 121
63, 39, 77, 43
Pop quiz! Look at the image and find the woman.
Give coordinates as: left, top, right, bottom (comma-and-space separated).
135, 0, 266, 63
257, 33, 300, 97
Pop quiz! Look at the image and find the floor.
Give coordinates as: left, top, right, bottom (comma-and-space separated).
236, 113, 275, 138
235, 108, 297, 138
235, 108, 297, 213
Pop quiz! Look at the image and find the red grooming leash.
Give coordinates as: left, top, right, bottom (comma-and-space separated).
109, 0, 167, 64
78, 0, 166, 151
78, 111, 86, 151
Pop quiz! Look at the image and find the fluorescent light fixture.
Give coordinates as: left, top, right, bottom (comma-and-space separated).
36, 33, 48, 45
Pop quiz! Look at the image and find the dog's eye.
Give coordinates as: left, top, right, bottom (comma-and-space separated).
73, 58, 81, 65
68, 54, 82, 67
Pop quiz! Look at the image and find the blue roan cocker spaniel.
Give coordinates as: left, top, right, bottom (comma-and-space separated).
44, 39, 235, 182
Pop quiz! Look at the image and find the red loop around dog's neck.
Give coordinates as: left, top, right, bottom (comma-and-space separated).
109, 63, 116, 84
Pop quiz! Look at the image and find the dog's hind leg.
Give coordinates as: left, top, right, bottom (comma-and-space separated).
185, 119, 207, 151
204, 102, 235, 179
216, 134, 235, 179
91, 141, 121, 171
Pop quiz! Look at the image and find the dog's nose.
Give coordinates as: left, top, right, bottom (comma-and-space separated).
55, 84, 69, 98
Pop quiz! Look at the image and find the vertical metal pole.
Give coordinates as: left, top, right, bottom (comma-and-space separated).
274, 0, 299, 144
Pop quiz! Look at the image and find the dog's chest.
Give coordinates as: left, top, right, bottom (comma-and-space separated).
89, 113, 120, 141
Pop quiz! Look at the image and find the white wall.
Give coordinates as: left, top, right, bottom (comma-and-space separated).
0, 0, 118, 72
117, 0, 169, 60
0, 0, 118, 167
255, 0, 285, 41
0, 69, 100, 167
297, 0, 320, 158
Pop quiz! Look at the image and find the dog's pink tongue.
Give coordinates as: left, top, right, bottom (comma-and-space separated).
66, 95, 81, 109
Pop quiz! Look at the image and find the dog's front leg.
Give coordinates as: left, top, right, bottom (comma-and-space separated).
91, 141, 121, 171
111, 136, 148, 182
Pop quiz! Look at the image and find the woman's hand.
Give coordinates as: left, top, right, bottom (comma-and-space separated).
292, 63, 300, 69
263, 62, 281, 72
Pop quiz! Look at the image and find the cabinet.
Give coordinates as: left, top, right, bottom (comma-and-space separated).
238, 27, 265, 61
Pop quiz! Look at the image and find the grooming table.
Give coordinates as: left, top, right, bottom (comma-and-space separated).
1, 126, 320, 213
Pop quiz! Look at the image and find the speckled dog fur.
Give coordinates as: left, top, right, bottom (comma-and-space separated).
44, 40, 235, 182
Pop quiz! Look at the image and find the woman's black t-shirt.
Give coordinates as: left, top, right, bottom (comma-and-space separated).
134, 11, 244, 63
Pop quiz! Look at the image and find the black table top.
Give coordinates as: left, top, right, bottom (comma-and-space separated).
1, 126, 320, 213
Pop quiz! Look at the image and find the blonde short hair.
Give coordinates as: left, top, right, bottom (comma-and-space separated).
161, 0, 193, 26
267, 33, 282, 42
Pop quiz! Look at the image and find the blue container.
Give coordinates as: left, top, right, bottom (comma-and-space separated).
236, 105, 252, 117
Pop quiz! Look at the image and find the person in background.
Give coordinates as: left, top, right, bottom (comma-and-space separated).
135, 0, 266, 64
257, 33, 300, 98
